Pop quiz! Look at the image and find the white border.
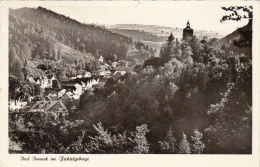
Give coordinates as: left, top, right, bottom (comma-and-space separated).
0, 1, 259, 167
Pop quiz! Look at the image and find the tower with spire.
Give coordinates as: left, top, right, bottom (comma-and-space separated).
183, 20, 194, 41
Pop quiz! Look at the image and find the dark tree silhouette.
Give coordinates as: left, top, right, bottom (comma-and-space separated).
220, 6, 253, 22
220, 6, 253, 48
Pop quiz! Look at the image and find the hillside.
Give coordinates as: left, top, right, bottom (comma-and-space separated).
9, 7, 137, 80
216, 20, 252, 57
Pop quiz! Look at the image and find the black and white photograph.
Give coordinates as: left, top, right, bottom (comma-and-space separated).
1, 1, 260, 166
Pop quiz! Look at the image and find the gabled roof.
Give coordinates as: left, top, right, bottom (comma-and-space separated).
47, 93, 58, 101
98, 82, 106, 87
60, 93, 71, 100
30, 101, 67, 112
31, 101, 54, 111
28, 77, 36, 84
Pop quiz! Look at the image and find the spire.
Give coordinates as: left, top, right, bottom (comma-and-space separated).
187, 20, 190, 27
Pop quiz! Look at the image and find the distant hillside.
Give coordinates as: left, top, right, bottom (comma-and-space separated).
216, 21, 252, 57
107, 24, 223, 51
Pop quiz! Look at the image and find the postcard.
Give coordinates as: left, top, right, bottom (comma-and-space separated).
0, 1, 259, 167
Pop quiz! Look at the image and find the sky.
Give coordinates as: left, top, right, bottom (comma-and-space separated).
9, 1, 253, 36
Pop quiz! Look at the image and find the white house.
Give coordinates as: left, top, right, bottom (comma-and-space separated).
84, 72, 92, 78
9, 100, 28, 111
98, 56, 104, 63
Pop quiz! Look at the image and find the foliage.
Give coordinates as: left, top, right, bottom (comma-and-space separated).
85, 123, 150, 153
220, 6, 253, 48
9, 112, 89, 153
158, 127, 176, 153
78, 31, 251, 153
130, 124, 150, 153
220, 6, 253, 22
178, 133, 191, 154
86, 122, 130, 153
191, 129, 205, 153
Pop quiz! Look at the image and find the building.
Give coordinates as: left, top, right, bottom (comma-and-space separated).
98, 56, 104, 63
97, 78, 107, 88
27, 76, 36, 84
183, 20, 194, 41
46, 93, 58, 101
30, 101, 68, 118
59, 93, 71, 105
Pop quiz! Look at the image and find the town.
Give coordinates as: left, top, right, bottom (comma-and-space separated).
9, 54, 135, 119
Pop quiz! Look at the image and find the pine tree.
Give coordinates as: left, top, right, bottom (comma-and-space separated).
130, 124, 150, 154
158, 127, 176, 153
191, 129, 205, 153
160, 33, 176, 63
178, 132, 191, 154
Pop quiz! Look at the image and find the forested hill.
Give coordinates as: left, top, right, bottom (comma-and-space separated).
216, 20, 252, 57
9, 7, 134, 80
10, 7, 132, 59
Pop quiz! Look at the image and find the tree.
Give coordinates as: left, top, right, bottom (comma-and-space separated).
191, 129, 205, 153
220, 6, 253, 22
167, 32, 175, 42
112, 54, 117, 62
85, 123, 150, 154
205, 73, 252, 154
130, 124, 150, 154
220, 6, 253, 48
178, 132, 191, 154
9, 47, 23, 80
158, 127, 177, 153
160, 34, 176, 63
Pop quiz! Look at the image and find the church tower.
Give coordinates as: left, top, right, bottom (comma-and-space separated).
183, 20, 194, 41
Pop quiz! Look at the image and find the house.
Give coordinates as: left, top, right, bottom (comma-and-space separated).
66, 92, 74, 99
44, 88, 63, 95
112, 62, 119, 68
63, 86, 76, 92
100, 65, 106, 71
97, 78, 107, 88
113, 70, 126, 78
104, 70, 112, 78
84, 72, 92, 78
27, 76, 36, 84
77, 75, 83, 78
58, 89, 66, 99
9, 100, 28, 111
40, 76, 50, 88
59, 93, 71, 105
98, 56, 104, 63
96, 70, 106, 76
46, 93, 58, 101
36, 78, 41, 85
30, 101, 68, 118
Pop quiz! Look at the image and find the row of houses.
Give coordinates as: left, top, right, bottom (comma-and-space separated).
12, 58, 132, 119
